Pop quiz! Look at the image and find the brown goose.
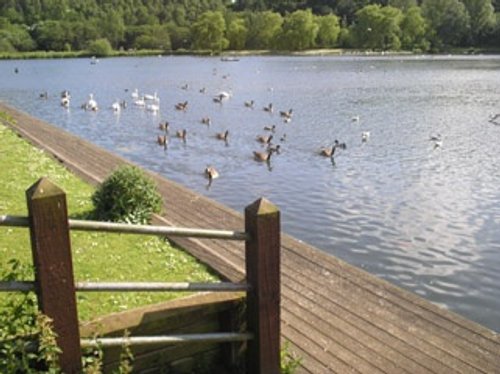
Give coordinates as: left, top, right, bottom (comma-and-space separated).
216, 130, 229, 142
176, 129, 187, 141
175, 101, 188, 111
256, 134, 273, 144
253, 148, 276, 162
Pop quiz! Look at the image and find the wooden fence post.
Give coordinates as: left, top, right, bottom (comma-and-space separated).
26, 177, 82, 373
245, 198, 280, 374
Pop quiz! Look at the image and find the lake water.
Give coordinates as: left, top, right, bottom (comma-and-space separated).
1, 55, 499, 332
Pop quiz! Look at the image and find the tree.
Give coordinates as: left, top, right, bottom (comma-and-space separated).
191, 11, 229, 52
227, 16, 248, 50
87, 38, 113, 56
350, 5, 403, 50
400, 6, 430, 51
244, 11, 283, 49
315, 14, 341, 47
33, 20, 71, 51
462, 0, 495, 43
421, 0, 471, 48
278, 9, 319, 50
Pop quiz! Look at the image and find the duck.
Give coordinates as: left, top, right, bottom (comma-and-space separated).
181, 83, 189, 90
199, 87, 206, 94
244, 100, 255, 108
280, 109, 293, 119
263, 125, 276, 133
430, 134, 443, 148
256, 134, 273, 144
361, 131, 370, 142
263, 103, 273, 113
320, 140, 346, 157
175, 101, 188, 111
176, 129, 187, 141
39, 91, 48, 99
201, 117, 211, 126
157, 134, 168, 149
351, 115, 360, 123
158, 121, 169, 132
216, 130, 229, 142
253, 148, 276, 162
204, 166, 220, 180
488, 113, 500, 124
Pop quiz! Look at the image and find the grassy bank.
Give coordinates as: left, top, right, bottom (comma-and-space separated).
0, 115, 218, 321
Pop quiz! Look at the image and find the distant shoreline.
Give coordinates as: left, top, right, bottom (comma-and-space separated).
1, 47, 499, 60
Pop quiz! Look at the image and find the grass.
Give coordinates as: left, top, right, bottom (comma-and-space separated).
0, 118, 218, 321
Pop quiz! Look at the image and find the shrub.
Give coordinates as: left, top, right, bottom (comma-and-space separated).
87, 38, 113, 57
91, 165, 163, 224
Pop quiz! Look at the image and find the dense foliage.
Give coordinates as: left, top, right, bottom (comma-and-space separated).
0, 0, 499, 53
91, 165, 163, 224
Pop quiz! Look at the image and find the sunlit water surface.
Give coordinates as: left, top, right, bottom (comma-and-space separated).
1, 55, 499, 331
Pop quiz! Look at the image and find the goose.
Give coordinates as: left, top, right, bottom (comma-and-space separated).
204, 166, 220, 180
176, 129, 187, 141
280, 109, 293, 118
263, 103, 273, 113
157, 134, 168, 149
158, 121, 169, 132
181, 83, 189, 90
268, 144, 281, 154
111, 100, 121, 112
175, 101, 188, 111
201, 117, 211, 126
244, 100, 255, 108
131, 88, 139, 99
199, 87, 206, 94
361, 131, 370, 142
263, 125, 276, 133
320, 140, 346, 157
216, 130, 229, 142
253, 148, 276, 162
256, 134, 273, 144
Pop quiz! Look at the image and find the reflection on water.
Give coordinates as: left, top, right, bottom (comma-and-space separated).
1, 55, 499, 331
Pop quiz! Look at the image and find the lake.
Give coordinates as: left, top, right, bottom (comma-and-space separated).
1, 55, 499, 332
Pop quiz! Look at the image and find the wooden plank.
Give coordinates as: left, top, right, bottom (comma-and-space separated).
26, 178, 82, 373
2, 102, 499, 374
245, 198, 281, 374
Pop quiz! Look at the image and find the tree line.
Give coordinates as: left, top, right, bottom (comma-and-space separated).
0, 0, 499, 55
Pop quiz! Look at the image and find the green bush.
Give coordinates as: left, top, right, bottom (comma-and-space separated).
91, 165, 163, 224
87, 38, 113, 57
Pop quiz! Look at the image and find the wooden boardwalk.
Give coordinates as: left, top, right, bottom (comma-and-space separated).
1, 102, 499, 373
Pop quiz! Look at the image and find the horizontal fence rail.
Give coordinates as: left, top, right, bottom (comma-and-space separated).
0, 215, 249, 241
1, 177, 281, 374
81, 333, 254, 348
0, 281, 250, 293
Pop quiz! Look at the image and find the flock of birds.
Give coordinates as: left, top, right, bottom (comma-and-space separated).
37, 77, 454, 189
34, 58, 500, 191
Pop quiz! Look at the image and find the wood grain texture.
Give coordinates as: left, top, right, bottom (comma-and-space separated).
3, 102, 499, 373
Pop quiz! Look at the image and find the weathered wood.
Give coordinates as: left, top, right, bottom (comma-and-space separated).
4, 103, 500, 373
245, 198, 281, 374
26, 178, 82, 373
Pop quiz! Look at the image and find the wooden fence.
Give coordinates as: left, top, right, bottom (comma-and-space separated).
0, 177, 281, 373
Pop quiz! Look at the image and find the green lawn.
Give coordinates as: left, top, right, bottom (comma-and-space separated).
0, 118, 218, 321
